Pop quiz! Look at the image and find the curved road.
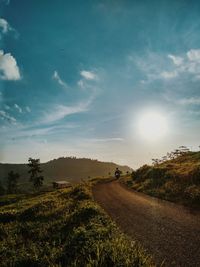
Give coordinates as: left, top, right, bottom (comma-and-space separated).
93, 181, 200, 266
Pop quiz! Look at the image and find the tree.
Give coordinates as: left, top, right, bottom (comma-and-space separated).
7, 171, 20, 194
28, 158, 44, 190
0, 181, 5, 195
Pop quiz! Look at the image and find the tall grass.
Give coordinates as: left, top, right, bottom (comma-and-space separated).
121, 152, 200, 208
0, 183, 154, 266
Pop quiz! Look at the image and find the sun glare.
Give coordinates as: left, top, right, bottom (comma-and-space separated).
137, 111, 168, 141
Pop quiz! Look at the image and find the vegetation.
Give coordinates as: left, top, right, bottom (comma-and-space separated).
0, 181, 5, 195
6, 171, 20, 194
0, 183, 153, 267
28, 158, 44, 190
0, 157, 131, 190
122, 150, 200, 208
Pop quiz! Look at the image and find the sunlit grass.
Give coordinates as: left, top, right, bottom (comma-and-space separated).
0, 183, 154, 266
121, 151, 200, 207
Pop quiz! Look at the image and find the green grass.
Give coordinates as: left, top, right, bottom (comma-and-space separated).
0, 183, 154, 267
121, 151, 200, 208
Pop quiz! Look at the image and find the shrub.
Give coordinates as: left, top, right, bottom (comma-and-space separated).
184, 185, 200, 206
189, 166, 200, 185
69, 184, 92, 201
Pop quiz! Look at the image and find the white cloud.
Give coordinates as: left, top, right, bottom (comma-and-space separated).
138, 49, 200, 82
187, 49, 200, 62
52, 70, 68, 89
25, 106, 31, 113
168, 54, 183, 66
168, 49, 200, 79
14, 104, 22, 113
78, 70, 98, 89
0, 50, 21, 80
178, 97, 200, 105
0, 18, 11, 34
42, 101, 91, 124
77, 79, 85, 88
80, 70, 97, 80
0, 110, 16, 123
160, 70, 178, 79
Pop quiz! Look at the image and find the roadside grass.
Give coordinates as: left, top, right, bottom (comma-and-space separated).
121, 152, 200, 208
0, 183, 154, 267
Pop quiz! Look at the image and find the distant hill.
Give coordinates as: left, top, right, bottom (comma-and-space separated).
122, 151, 200, 207
0, 157, 132, 186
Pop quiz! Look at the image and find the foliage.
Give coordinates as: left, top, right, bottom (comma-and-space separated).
28, 158, 44, 190
0, 181, 5, 195
0, 184, 154, 267
0, 158, 131, 189
122, 151, 200, 208
6, 170, 20, 194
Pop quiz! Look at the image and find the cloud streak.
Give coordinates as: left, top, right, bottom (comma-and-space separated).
178, 97, 200, 105
136, 49, 200, 82
14, 104, 22, 113
0, 110, 16, 124
25, 106, 31, 113
80, 70, 97, 80
42, 100, 91, 124
0, 18, 11, 33
52, 70, 69, 89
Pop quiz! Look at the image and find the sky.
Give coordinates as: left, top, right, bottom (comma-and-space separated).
0, 0, 200, 168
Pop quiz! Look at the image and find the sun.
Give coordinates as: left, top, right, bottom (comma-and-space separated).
137, 111, 168, 141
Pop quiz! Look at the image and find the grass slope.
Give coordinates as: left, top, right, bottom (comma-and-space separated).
122, 151, 200, 208
0, 183, 153, 267
0, 157, 131, 189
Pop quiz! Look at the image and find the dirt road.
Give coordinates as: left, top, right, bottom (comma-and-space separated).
93, 181, 200, 266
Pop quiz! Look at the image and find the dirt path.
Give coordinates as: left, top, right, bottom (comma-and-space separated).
93, 181, 200, 266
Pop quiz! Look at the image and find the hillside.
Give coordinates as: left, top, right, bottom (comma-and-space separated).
0, 157, 131, 187
0, 183, 153, 267
122, 151, 200, 207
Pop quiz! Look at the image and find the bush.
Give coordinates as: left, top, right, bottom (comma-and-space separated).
184, 185, 200, 206
189, 166, 200, 185
69, 184, 92, 201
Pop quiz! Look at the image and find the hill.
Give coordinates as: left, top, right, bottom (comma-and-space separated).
0, 183, 153, 266
122, 151, 200, 207
0, 157, 131, 190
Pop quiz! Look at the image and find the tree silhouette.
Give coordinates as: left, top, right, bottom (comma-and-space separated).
0, 181, 5, 195
28, 158, 44, 190
7, 171, 20, 194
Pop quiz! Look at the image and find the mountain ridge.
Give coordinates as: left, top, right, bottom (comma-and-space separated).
0, 156, 132, 185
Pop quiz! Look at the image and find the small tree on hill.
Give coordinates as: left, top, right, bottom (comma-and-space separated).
28, 158, 44, 190
7, 171, 20, 194
0, 181, 5, 195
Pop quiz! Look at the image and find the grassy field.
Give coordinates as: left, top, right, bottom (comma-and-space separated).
0, 182, 154, 267
121, 151, 200, 208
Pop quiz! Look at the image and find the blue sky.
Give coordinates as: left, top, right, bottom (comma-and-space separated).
0, 0, 200, 168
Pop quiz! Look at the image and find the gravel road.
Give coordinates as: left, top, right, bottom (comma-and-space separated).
93, 181, 200, 266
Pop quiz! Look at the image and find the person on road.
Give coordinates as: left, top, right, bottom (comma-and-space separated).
115, 168, 121, 179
